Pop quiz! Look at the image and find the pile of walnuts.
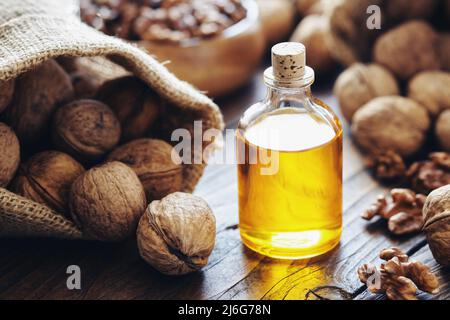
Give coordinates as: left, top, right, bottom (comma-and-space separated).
80, 0, 247, 42
0, 58, 216, 275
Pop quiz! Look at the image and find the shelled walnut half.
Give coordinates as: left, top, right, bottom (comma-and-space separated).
362, 189, 426, 235
358, 247, 439, 300
407, 152, 450, 195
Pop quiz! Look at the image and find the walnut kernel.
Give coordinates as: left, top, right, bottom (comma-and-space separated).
407, 152, 450, 195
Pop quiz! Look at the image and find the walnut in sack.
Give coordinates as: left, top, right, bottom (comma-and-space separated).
407, 152, 450, 195
52, 99, 121, 162
358, 247, 439, 300
423, 184, 450, 267
107, 139, 183, 202
137, 192, 216, 276
70, 161, 147, 242
362, 189, 426, 235
96, 76, 161, 142
0, 122, 20, 188
4, 60, 74, 146
70, 71, 101, 99
12, 151, 85, 215
436, 110, 450, 152
0, 80, 15, 114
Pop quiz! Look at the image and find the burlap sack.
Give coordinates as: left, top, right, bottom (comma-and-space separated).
0, 0, 224, 240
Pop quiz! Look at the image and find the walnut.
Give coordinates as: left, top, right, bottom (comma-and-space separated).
423, 184, 450, 267
436, 110, 450, 152
70, 71, 100, 99
137, 192, 216, 275
362, 189, 426, 235
257, 0, 296, 45
408, 71, 450, 117
334, 63, 399, 122
351, 96, 430, 158
358, 247, 439, 300
365, 150, 406, 180
290, 15, 336, 74
107, 139, 183, 202
0, 79, 15, 114
3, 60, 74, 146
295, 0, 323, 16
12, 151, 84, 216
373, 21, 440, 80
52, 99, 121, 163
56, 56, 80, 73
70, 161, 147, 242
96, 76, 161, 142
0, 122, 20, 188
438, 33, 450, 72
407, 152, 450, 195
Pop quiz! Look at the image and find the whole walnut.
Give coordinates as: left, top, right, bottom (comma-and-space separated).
107, 139, 182, 202
256, 0, 296, 45
0, 79, 15, 114
438, 33, 450, 72
423, 184, 450, 267
328, 1, 437, 66
290, 15, 336, 74
334, 63, 400, 122
408, 71, 450, 117
296, 0, 323, 16
373, 21, 440, 80
436, 110, 450, 152
352, 96, 430, 158
52, 99, 121, 163
70, 71, 101, 99
4, 60, 74, 146
96, 76, 161, 142
12, 151, 84, 215
137, 192, 216, 276
70, 161, 147, 242
0, 122, 20, 187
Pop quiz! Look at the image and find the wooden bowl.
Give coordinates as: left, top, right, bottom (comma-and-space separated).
138, 0, 266, 98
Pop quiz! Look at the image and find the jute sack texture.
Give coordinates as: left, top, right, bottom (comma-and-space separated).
0, 0, 224, 240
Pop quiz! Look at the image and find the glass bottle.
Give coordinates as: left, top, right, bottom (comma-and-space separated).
236, 43, 343, 259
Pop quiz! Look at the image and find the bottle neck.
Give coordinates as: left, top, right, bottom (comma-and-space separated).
264, 85, 313, 107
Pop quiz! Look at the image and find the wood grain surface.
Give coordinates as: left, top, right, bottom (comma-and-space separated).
0, 68, 448, 300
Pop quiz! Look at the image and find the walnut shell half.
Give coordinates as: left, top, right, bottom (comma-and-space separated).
137, 192, 216, 276
12, 151, 84, 216
423, 184, 450, 267
70, 161, 147, 242
53, 99, 121, 163
0, 122, 20, 187
352, 96, 430, 158
107, 139, 182, 202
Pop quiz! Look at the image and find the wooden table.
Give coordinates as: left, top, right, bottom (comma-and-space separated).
0, 68, 448, 300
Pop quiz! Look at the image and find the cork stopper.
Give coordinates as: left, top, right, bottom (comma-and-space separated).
271, 42, 306, 81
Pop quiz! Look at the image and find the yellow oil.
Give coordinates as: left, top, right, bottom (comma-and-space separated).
237, 108, 343, 259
